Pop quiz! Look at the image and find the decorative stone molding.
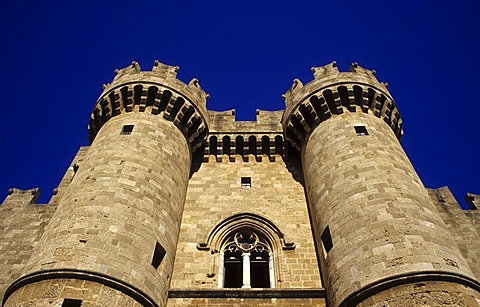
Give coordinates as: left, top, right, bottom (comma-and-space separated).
197, 213, 295, 287
197, 212, 295, 252
88, 61, 210, 151
168, 288, 325, 299
282, 62, 403, 150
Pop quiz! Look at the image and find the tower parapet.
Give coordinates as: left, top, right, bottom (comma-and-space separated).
89, 60, 209, 150
282, 62, 402, 150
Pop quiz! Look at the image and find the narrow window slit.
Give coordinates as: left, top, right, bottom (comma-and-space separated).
321, 226, 333, 254
152, 241, 166, 269
62, 298, 82, 307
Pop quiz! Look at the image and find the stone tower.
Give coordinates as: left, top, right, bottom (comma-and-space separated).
3, 61, 209, 306
282, 62, 480, 306
1, 60, 479, 307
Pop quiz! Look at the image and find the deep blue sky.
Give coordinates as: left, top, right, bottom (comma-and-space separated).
0, 1, 478, 207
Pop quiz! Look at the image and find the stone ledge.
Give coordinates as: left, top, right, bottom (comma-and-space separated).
168, 288, 325, 299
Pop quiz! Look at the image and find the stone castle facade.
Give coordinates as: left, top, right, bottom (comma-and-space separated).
1, 61, 479, 306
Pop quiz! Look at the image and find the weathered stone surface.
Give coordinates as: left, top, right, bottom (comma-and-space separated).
1, 61, 478, 307
429, 187, 480, 280
282, 64, 480, 306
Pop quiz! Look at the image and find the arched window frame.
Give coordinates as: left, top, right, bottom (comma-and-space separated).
220, 228, 274, 288
197, 213, 295, 289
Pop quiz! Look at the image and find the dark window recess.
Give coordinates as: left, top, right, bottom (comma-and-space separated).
122, 125, 134, 135
62, 298, 83, 307
224, 250, 243, 288
152, 241, 166, 269
241, 177, 251, 189
354, 125, 368, 136
251, 250, 270, 288
321, 226, 333, 254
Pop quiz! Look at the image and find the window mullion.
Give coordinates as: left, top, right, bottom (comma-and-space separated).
241, 252, 251, 288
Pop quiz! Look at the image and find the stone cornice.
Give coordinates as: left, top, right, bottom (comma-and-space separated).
88, 61, 209, 152
168, 288, 325, 299
282, 62, 403, 150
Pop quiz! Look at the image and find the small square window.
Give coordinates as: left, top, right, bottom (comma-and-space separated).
241, 177, 251, 189
122, 125, 134, 135
62, 299, 82, 307
354, 125, 368, 136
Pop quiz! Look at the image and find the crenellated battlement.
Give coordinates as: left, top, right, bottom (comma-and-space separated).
205, 109, 285, 162
103, 61, 209, 102
89, 61, 210, 151
208, 109, 282, 132
466, 193, 480, 210
4, 188, 41, 205
282, 62, 402, 150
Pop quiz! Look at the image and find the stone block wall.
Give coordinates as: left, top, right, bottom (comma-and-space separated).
0, 189, 54, 301
301, 111, 477, 306
208, 110, 283, 132
428, 187, 480, 280
170, 155, 322, 290
7, 112, 192, 306
0, 147, 88, 302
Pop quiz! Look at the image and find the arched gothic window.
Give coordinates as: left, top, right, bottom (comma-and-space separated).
196, 213, 296, 289
219, 229, 274, 288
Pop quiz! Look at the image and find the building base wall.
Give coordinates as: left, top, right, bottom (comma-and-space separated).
357, 281, 480, 307
4, 278, 144, 307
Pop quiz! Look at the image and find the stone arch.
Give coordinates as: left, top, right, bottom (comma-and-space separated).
197, 213, 295, 288
198, 212, 295, 252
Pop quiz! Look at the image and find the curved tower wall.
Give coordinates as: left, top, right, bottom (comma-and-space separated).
282, 62, 480, 306
4, 62, 209, 307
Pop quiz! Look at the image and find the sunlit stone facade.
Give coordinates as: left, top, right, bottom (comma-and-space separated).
1, 61, 479, 306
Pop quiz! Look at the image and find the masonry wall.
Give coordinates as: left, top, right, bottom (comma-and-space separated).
4, 112, 192, 306
170, 110, 323, 304
0, 189, 54, 302
428, 187, 480, 280
170, 155, 322, 290
301, 111, 478, 306
0, 147, 88, 302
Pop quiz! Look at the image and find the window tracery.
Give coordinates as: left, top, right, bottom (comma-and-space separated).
220, 230, 273, 288
196, 212, 296, 289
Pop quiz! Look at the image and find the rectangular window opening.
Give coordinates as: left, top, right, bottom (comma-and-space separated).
224, 252, 243, 288
321, 226, 333, 254
122, 125, 134, 135
152, 241, 166, 269
241, 177, 251, 189
354, 125, 368, 136
62, 298, 83, 307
